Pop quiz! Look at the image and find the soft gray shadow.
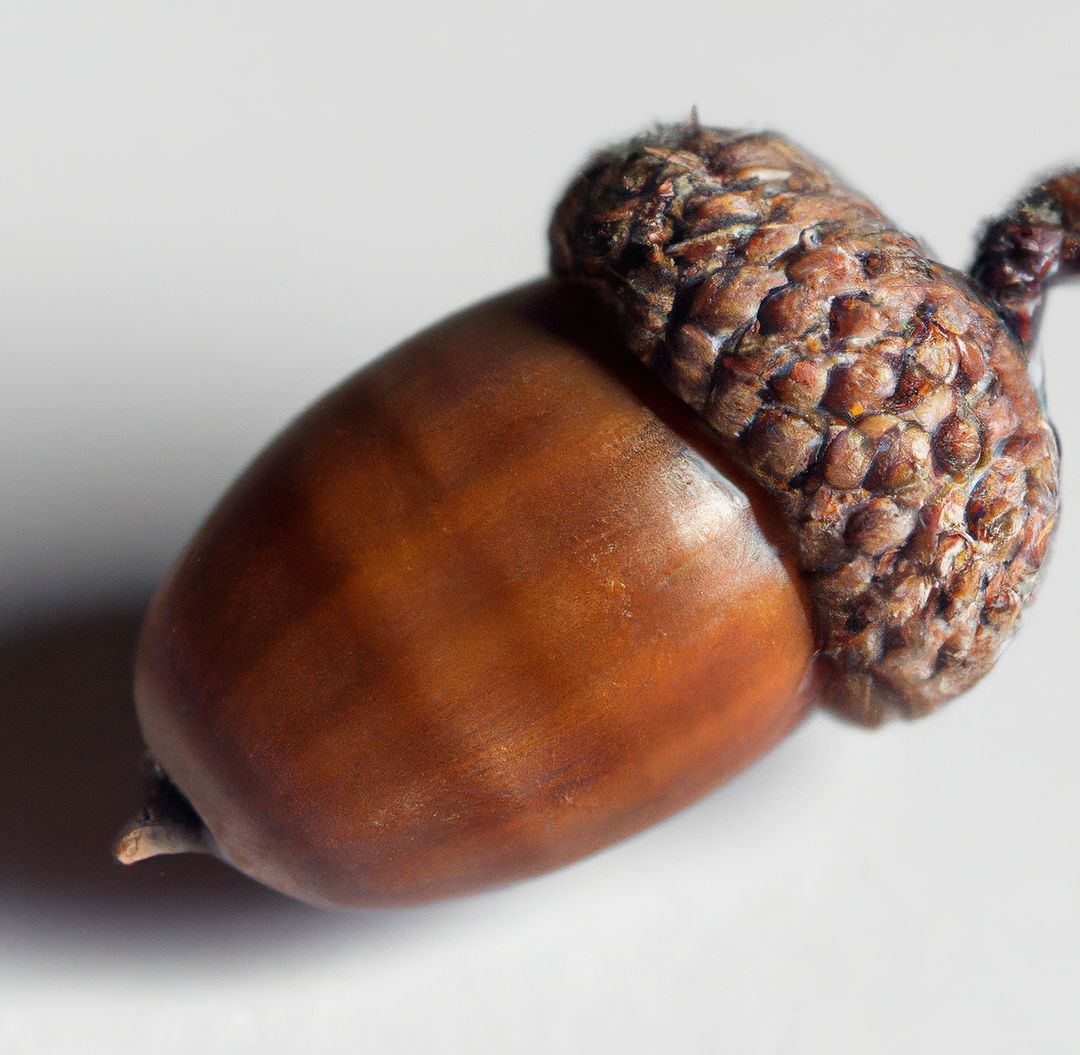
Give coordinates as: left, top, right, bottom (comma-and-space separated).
0, 597, 439, 974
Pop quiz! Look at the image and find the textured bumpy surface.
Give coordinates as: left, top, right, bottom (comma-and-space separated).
551, 124, 1062, 724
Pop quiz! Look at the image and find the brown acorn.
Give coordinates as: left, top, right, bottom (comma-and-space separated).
116, 123, 1070, 907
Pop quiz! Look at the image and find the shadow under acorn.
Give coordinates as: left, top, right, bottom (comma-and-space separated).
0, 596, 408, 972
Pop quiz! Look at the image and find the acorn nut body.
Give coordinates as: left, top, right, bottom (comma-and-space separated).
126, 282, 816, 907
119, 123, 1071, 907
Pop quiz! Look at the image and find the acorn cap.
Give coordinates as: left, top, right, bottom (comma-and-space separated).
551, 122, 1063, 724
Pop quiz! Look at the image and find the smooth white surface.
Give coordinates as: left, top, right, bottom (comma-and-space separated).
2, 2, 1078, 1051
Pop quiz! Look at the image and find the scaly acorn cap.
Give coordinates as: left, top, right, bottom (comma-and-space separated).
550, 122, 1067, 724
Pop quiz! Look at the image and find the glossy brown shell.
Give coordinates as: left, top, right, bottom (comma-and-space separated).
134, 281, 816, 907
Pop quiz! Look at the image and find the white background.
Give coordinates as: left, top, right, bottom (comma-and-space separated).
2, 2, 1078, 1052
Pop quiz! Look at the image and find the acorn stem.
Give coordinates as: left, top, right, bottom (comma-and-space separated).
971, 170, 1080, 346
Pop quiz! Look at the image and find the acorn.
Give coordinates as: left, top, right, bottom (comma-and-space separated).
116, 123, 1069, 907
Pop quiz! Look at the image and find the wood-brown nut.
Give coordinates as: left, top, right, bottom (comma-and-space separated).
118, 282, 816, 906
